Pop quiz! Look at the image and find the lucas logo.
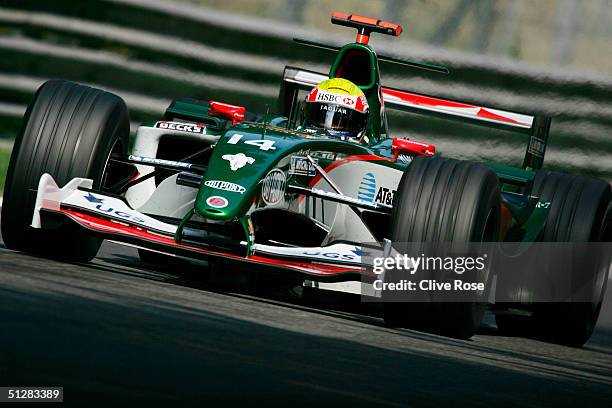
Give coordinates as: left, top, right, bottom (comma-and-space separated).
222, 153, 255, 171
206, 196, 229, 208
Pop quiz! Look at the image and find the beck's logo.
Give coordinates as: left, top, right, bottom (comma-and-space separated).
206, 196, 229, 208
222, 153, 255, 171
155, 121, 205, 134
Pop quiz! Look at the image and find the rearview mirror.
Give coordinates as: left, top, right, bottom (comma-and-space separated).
391, 138, 435, 160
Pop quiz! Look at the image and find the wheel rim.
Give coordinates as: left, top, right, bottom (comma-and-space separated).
100, 139, 125, 191
480, 207, 498, 242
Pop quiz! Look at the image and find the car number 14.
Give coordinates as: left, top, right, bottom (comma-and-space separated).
227, 134, 276, 151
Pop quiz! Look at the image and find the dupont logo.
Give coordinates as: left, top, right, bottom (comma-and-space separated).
204, 180, 246, 194
206, 196, 229, 209
358, 172, 376, 203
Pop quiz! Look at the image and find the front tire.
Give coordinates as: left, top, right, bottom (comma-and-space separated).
384, 156, 500, 339
1, 80, 130, 262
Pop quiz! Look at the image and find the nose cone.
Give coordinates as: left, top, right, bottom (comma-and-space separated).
195, 127, 301, 220
196, 150, 261, 220
198, 194, 235, 219
194, 124, 368, 220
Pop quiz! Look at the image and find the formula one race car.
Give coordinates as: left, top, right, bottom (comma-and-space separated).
2, 13, 610, 345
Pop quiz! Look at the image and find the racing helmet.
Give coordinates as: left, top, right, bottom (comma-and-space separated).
302, 78, 369, 141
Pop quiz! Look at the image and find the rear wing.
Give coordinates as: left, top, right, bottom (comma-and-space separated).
279, 66, 552, 170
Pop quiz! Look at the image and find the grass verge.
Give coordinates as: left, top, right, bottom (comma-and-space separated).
0, 146, 12, 194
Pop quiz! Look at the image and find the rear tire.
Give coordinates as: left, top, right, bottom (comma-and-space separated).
1, 80, 130, 262
496, 170, 611, 346
384, 156, 500, 339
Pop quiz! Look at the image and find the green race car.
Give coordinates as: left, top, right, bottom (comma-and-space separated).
2, 12, 610, 345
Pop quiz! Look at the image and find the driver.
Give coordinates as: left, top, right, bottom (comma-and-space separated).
300, 78, 369, 142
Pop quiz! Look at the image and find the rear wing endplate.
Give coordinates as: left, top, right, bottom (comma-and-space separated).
280, 67, 551, 170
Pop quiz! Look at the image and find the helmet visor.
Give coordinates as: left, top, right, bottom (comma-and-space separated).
304, 102, 368, 135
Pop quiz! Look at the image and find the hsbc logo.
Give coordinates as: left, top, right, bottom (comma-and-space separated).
155, 121, 205, 134
313, 90, 367, 112
342, 97, 355, 106
316, 91, 357, 105
316, 92, 341, 102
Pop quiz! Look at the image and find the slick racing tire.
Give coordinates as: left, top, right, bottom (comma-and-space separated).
496, 170, 611, 347
384, 156, 500, 339
1, 80, 130, 262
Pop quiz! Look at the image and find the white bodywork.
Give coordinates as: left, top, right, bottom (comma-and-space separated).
32, 176, 369, 273
137, 174, 198, 219
32, 174, 93, 228
32, 173, 178, 235
125, 124, 219, 209
126, 121, 403, 248
306, 160, 402, 244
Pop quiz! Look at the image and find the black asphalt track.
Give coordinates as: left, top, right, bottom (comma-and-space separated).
1, 210, 611, 407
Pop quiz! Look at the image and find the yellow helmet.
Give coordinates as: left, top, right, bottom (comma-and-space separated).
303, 78, 369, 140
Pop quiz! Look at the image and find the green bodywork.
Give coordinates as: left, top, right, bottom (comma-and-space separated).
194, 122, 402, 221
328, 43, 386, 141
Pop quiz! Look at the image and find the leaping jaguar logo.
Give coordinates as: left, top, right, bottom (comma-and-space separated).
222, 153, 255, 171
